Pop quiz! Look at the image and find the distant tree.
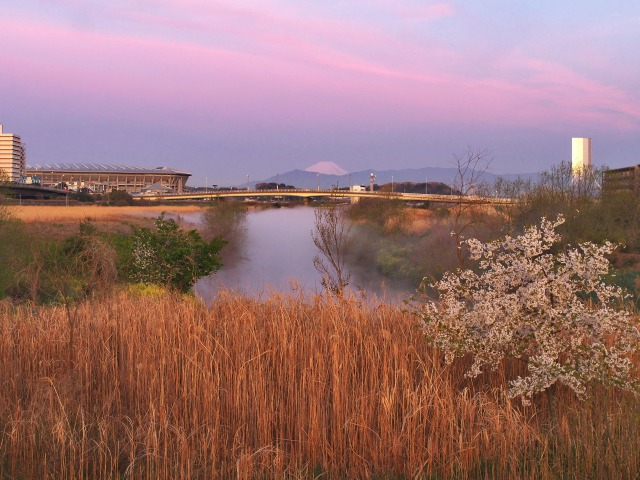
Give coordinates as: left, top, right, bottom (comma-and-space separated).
449, 147, 493, 268
513, 162, 603, 230
255, 182, 295, 190
72, 188, 95, 203
379, 181, 452, 195
495, 162, 640, 251
103, 189, 134, 206
129, 214, 225, 293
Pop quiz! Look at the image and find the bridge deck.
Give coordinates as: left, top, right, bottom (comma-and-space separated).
134, 189, 512, 204
0, 183, 69, 198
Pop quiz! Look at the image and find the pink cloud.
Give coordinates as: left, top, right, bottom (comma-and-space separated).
1, 8, 638, 138
399, 3, 455, 22
486, 50, 640, 129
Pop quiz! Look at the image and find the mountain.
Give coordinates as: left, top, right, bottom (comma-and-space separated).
304, 161, 348, 176
259, 167, 538, 190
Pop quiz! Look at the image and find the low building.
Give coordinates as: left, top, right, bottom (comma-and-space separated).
603, 164, 640, 195
0, 124, 27, 182
25, 163, 191, 193
141, 183, 174, 195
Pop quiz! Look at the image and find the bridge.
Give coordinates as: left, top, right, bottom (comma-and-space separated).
0, 183, 69, 199
134, 189, 512, 204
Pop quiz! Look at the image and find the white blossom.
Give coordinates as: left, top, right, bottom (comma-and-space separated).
416, 216, 640, 403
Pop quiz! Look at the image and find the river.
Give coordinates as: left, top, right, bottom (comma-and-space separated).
188, 205, 411, 303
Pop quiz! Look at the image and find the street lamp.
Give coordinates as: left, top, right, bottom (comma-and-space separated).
317, 172, 320, 191
425, 177, 428, 195
391, 175, 394, 193
247, 174, 250, 191
277, 173, 279, 191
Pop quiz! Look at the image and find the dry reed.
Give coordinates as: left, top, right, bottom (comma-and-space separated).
0, 293, 638, 479
14, 205, 202, 224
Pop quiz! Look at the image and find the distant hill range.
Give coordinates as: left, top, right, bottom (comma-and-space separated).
256, 166, 538, 190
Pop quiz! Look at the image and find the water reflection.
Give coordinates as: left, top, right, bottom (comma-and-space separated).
193, 205, 410, 303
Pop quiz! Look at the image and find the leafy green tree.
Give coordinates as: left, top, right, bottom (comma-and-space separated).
129, 214, 225, 292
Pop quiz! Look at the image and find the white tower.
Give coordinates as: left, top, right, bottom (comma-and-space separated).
572, 137, 592, 174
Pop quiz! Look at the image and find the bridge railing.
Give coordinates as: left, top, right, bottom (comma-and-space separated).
134, 188, 513, 204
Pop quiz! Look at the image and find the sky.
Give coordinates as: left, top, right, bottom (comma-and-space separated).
1, 0, 639, 186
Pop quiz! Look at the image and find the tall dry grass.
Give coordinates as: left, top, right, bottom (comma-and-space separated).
14, 205, 202, 223
0, 293, 638, 479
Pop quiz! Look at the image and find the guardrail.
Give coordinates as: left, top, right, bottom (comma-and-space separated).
134, 189, 513, 204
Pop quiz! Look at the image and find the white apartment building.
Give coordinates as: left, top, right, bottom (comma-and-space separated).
0, 124, 26, 182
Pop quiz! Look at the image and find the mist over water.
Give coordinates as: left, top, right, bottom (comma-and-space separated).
192, 206, 411, 303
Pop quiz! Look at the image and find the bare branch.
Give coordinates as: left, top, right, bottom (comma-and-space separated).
311, 206, 353, 296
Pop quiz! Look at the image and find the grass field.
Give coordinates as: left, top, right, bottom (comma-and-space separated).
8, 205, 205, 240
13, 205, 203, 223
0, 292, 638, 479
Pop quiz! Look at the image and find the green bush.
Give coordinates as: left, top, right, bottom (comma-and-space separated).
128, 214, 225, 293
376, 244, 422, 283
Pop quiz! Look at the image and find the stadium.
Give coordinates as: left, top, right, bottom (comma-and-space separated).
25, 163, 191, 193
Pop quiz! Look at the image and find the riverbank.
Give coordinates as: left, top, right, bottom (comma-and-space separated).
13, 204, 203, 223
9, 204, 205, 240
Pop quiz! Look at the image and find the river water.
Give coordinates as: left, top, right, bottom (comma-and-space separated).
189, 206, 411, 303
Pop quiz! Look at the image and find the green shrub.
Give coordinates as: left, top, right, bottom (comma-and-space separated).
129, 214, 225, 293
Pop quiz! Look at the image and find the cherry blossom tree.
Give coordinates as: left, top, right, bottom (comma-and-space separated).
415, 216, 640, 405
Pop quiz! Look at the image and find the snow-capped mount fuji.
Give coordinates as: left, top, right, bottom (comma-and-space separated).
304, 161, 348, 176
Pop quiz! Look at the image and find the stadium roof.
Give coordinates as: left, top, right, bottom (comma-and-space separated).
26, 163, 191, 176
